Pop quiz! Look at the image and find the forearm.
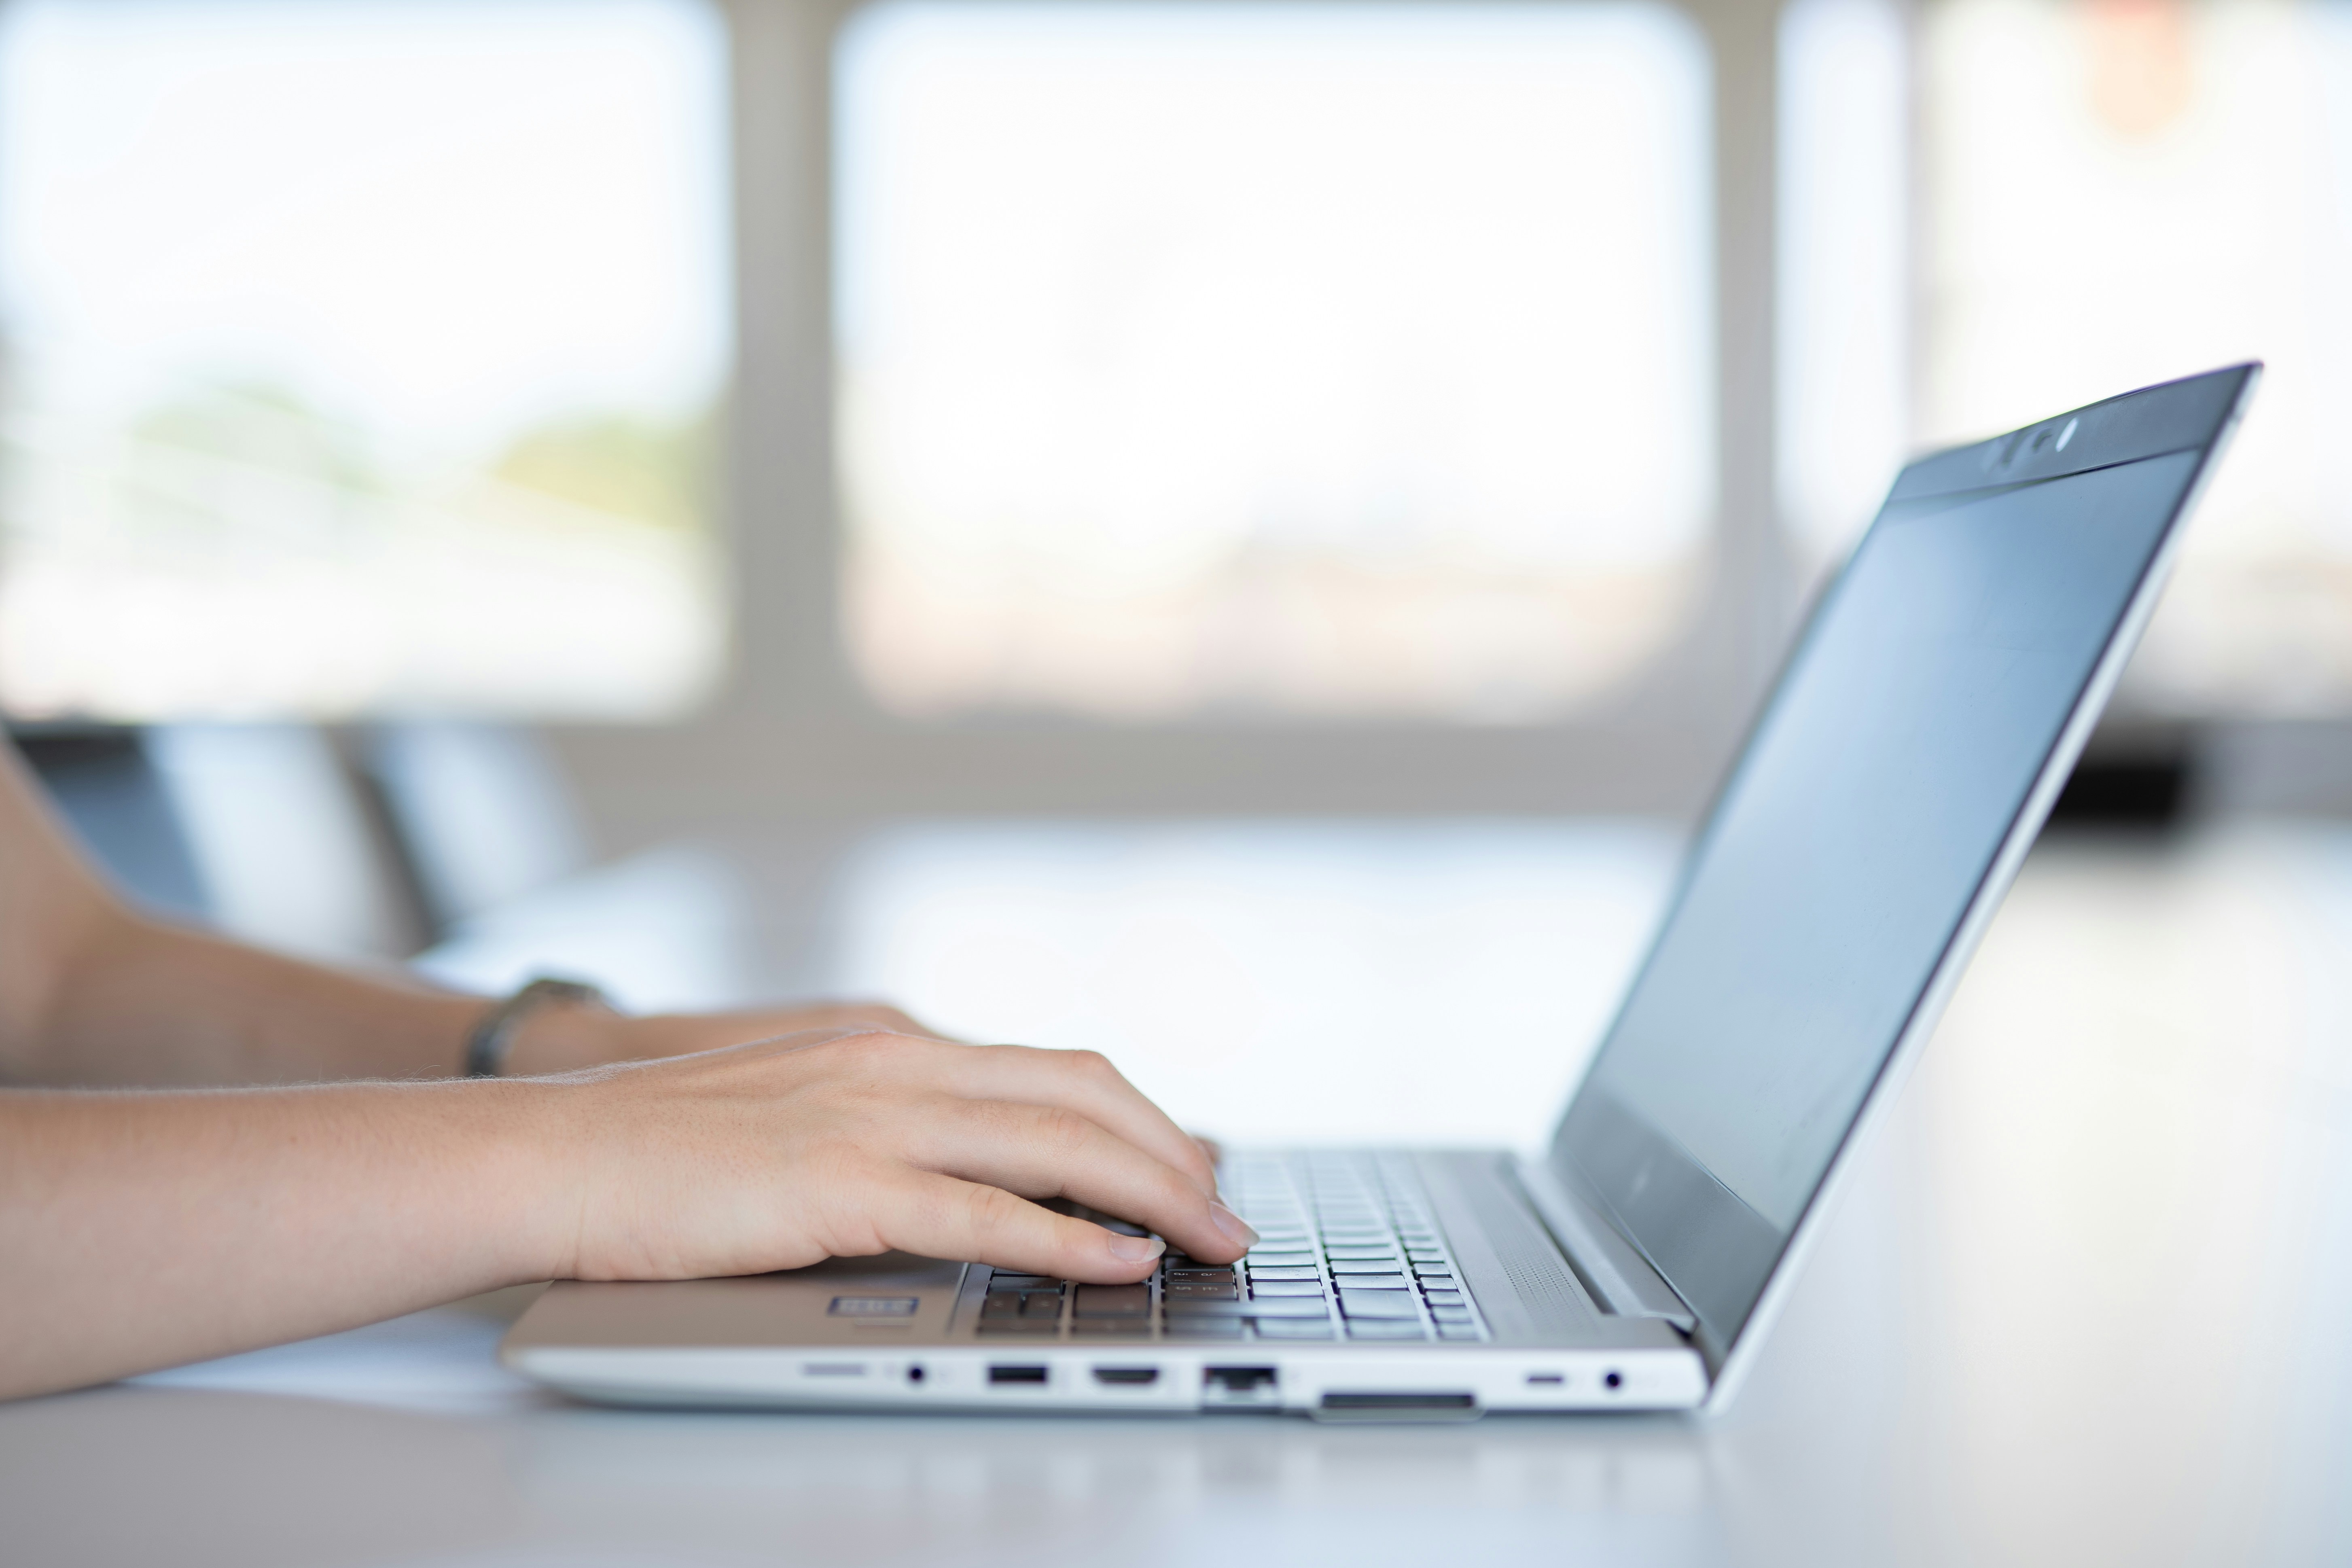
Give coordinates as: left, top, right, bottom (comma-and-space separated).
0, 1081, 572, 1401
3, 735, 911, 1086
0, 737, 523, 1086
23, 907, 498, 1086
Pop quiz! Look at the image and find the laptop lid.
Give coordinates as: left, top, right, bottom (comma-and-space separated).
1548, 364, 2259, 1399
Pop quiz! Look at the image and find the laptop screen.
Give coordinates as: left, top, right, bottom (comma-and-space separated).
1553, 368, 2251, 1358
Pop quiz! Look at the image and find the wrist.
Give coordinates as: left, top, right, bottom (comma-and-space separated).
493, 1074, 605, 1282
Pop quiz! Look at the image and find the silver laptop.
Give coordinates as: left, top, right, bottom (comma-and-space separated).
504, 364, 2257, 1419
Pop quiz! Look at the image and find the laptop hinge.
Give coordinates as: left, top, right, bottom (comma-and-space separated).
1510, 1155, 1698, 1333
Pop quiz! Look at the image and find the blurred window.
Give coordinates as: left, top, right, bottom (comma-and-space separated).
834, 2, 1714, 723
0, 0, 729, 720
1922, 0, 2352, 714
1778, 0, 1909, 561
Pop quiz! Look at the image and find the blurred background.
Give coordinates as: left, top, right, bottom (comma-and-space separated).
5, 0, 2352, 1141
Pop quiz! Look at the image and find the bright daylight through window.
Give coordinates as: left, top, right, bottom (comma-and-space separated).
835, 3, 1714, 722
0, 0, 728, 720
1923, 0, 2352, 714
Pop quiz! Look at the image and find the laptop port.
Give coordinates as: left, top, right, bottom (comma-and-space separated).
1525, 1373, 1565, 1386
1091, 1367, 1159, 1386
1315, 1393, 1480, 1423
988, 1365, 1049, 1385
1201, 1366, 1280, 1408
1603, 1370, 1623, 1391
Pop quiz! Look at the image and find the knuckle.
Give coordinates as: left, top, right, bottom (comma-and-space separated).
1028, 1105, 1094, 1156
962, 1181, 1030, 1240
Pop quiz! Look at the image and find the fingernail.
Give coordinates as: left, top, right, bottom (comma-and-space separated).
1107, 1233, 1167, 1264
1210, 1201, 1260, 1249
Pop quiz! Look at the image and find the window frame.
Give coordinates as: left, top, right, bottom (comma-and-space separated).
599, 0, 1812, 821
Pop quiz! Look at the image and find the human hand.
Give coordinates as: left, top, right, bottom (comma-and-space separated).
528, 1028, 1254, 1285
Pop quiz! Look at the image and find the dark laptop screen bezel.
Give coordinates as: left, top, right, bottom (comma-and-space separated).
1548, 364, 2258, 1369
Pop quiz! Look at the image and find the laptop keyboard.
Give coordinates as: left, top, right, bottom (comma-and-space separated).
971, 1153, 1489, 1343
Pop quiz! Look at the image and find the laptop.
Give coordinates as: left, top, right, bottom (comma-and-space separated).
503, 364, 2258, 1418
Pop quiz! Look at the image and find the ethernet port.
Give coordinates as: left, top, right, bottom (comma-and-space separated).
1201, 1365, 1280, 1409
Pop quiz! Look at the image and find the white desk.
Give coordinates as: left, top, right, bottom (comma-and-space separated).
10, 818, 2352, 1566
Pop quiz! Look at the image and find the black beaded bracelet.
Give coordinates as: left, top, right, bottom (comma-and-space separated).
463, 977, 613, 1077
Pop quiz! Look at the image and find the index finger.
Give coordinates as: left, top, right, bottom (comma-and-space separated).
873, 1169, 1172, 1283
929, 1043, 1222, 1198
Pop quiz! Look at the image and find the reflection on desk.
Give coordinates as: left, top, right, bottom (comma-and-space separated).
9, 818, 2352, 1567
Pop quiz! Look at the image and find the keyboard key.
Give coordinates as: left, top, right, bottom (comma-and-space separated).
1436, 1324, 1485, 1340
1329, 1271, 1408, 1288
1166, 1298, 1329, 1319
1249, 1280, 1327, 1297
1245, 1266, 1322, 1282
1429, 1306, 1475, 1324
987, 1273, 1055, 1290
1074, 1284, 1150, 1318
1164, 1283, 1240, 1301
1071, 1320, 1148, 1337
979, 1295, 1019, 1318
1163, 1320, 1248, 1339
1166, 1268, 1235, 1283
1422, 1290, 1464, 1306
1019, 1293, 1064, 1319
1253, 1318, 1337, 1340
1346, 1320, 1429, 1340
1338, 1290, 1422, 1320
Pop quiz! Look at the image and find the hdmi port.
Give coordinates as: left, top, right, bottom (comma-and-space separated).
1092, 1367, 1160, 1386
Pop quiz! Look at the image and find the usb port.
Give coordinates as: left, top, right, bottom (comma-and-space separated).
988, 1365, 1049, 1385
1092, 1367, 1159, 1386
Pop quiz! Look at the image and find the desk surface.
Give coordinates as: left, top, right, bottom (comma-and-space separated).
11, 818, 2352, 1567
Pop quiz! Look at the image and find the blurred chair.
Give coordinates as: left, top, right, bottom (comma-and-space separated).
144, 724, 426, 960
9, 721, 428, 961
357, 722, 591, 936
10, 725, 209, 923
